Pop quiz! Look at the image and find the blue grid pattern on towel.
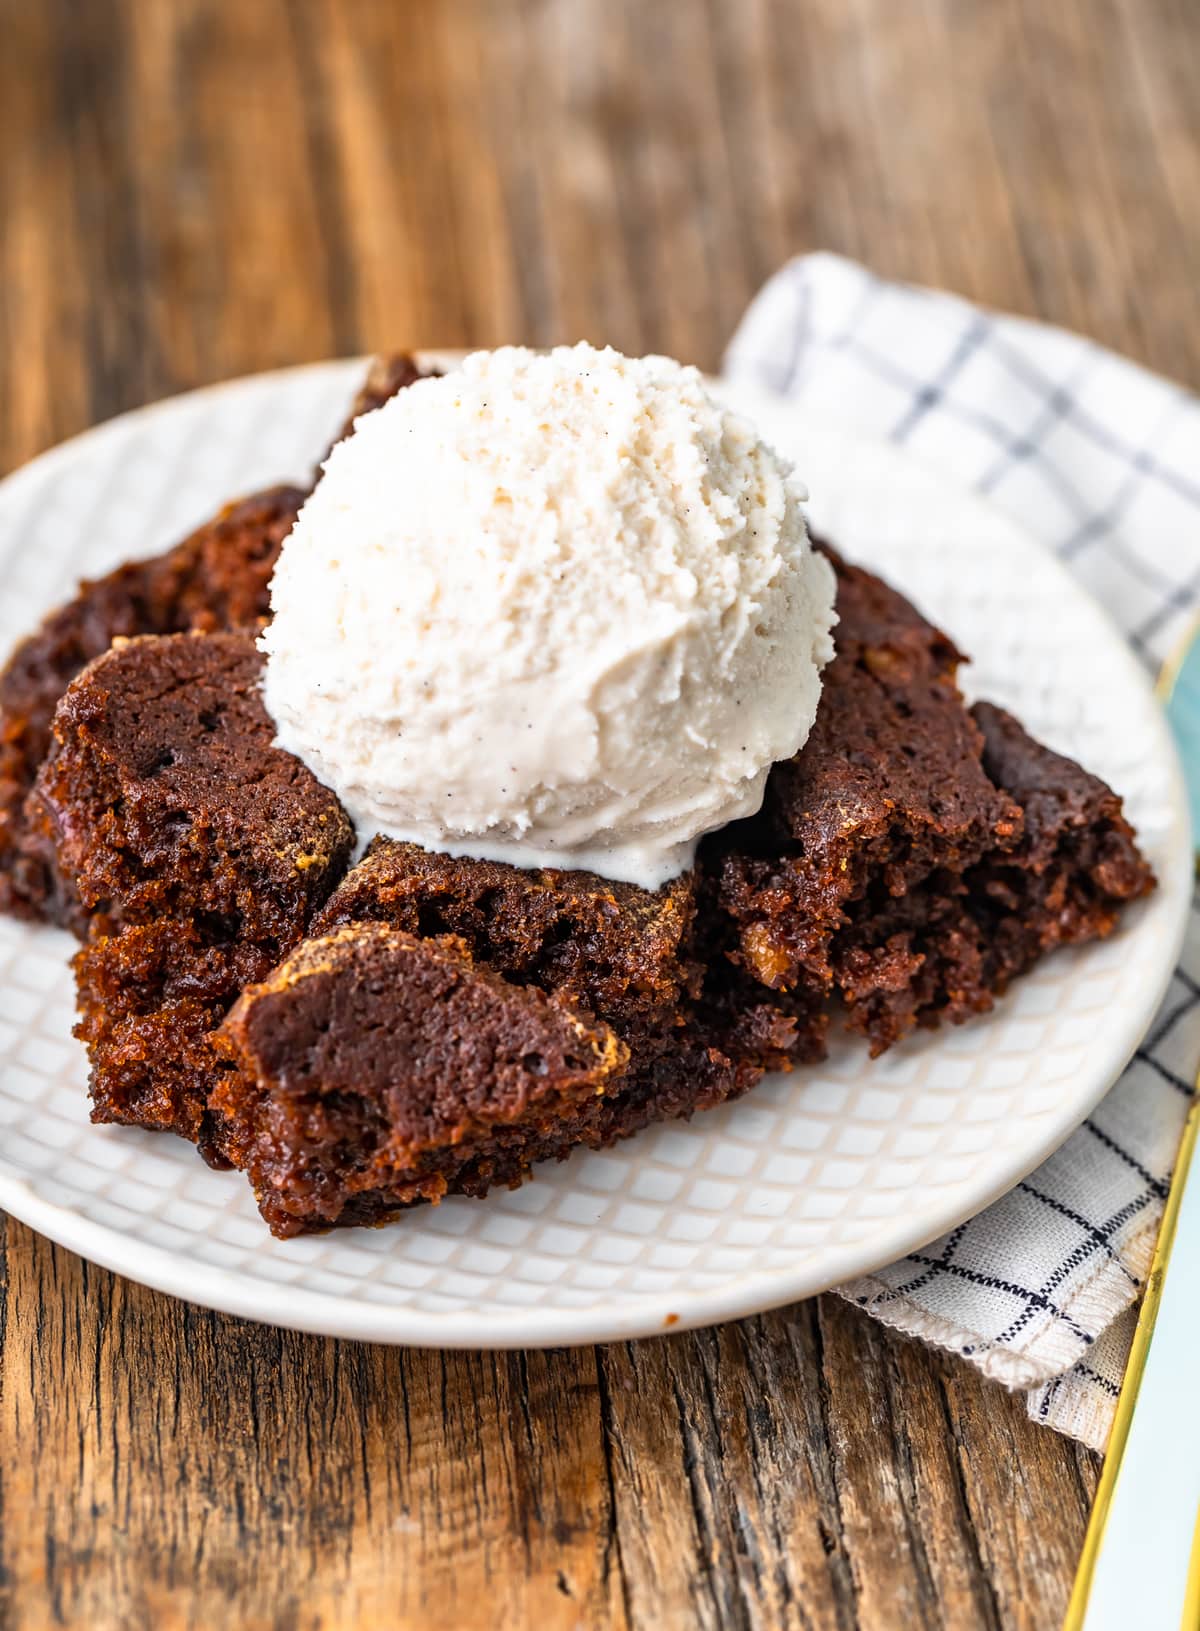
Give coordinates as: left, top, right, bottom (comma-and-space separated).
725, 255, 1200, 1449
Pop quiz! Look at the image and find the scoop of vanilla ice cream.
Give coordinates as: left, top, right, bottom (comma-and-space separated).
261, 343, 837, 888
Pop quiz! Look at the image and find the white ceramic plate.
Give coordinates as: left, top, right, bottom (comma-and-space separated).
0, 360, 1189, 1347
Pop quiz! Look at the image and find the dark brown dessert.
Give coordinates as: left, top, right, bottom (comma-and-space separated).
708, 550, 1154, 1057
709, 548, 1023, 1008
33, 542, 1155, 1228
34, 631, 353, 1147
315, 838, 702, 1045
0, 353, 434, 931
215, 925, 628, 1235
207, 836, 789, 1232
31, 631, 351, 934
804, 704, 1155, 1054
42, 545, 1148, 1231
318, 841, 828, 1077
969, 700, 1155, 983
72, 919, 280, 1150
327, 841, 832, 1065
1, 352, 1155, 1237
0, 485, 305, 929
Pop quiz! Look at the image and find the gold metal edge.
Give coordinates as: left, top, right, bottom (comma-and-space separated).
1180, 1499, 1200, 1631
1155, 614, 1200, 713
1062, 1090, 1200, 1631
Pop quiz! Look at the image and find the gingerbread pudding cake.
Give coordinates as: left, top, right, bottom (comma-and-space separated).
0, 347, 1154, 1236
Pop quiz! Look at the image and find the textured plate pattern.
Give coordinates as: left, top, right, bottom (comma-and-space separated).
0, 363, 1188, 1347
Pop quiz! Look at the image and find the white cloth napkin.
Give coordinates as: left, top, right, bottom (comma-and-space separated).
724, 253, 1200, 1452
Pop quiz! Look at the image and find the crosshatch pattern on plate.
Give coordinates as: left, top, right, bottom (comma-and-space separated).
0, 365, 1186, 1341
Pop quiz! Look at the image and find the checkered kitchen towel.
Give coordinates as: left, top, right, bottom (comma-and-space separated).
724, 253, 1200, 1452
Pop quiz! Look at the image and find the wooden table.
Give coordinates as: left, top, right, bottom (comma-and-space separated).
2, 2, 1197, 1626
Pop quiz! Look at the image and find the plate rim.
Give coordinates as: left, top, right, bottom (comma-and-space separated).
0, 360, 1190, 1348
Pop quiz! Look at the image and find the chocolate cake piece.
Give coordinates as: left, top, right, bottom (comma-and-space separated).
31, 631, 352, 935
34, 631, 354, 1142
969, 701, 1154, 980
0, 353, 434, 930
209, 668, 1154, 1237
315, 838, 701, 1045
72, 919, 280, 1150
819, 882, 994, 1054
708, 545, 1023, 1010
215, 916, 784, 1236
214, 925, 629, 1235
692, 937, 830, 1073
78, 996, 235, 1153
317, 838, 829, 1082
220, 836, 818, 1232
708, 550, 1154, 1057
73, 915, 276, 1021
215, 936, 795, 1237
0, 485, 305, 929
824, 707, 1155, 1054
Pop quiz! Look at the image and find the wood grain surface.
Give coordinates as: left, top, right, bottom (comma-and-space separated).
1, 1, 1197, 1627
